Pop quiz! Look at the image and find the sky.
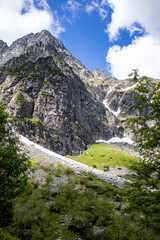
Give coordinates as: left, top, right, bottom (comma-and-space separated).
0, 0, 160, 79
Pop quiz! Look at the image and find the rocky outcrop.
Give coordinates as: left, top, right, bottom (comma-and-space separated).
0, 30, 154, 155
0, 40, 8, 55
91, 69, 116, 81
87, 70, 151, 118
0, 31, 146, 120
0, 35, 121, 155
0, 30, 93, 81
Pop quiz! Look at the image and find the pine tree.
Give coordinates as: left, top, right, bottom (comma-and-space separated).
128, 68, 140, 79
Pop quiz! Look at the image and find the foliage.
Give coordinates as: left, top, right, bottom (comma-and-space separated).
25, 117, 43, 125
103, 214, 157, 240
5, 159, 158, 240
67, 143, 138, 170
15, 92, 28, 106
128, 68, 140, 79
125, 77, 160, 233
5, 177, 114, 239
0, 104, 30, 226
0, 228, 19, 240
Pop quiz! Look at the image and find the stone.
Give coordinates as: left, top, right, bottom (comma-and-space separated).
0, 31, 121, 155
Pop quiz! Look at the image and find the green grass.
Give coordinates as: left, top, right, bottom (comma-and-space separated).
31, 155, 47, 166
24, 117, 45, 126
66, 143, 138, 170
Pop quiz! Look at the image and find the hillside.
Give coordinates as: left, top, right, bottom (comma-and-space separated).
0, 30, 123, 155
1, 30, 157, 156
0, 30, 160, 240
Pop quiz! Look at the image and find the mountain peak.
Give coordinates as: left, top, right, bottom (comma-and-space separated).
9, 29, 62, 49
91, 69, 116, 81
0, 30, 65, 66
0, 30, 93, 80
0, 40, 8, 55
0, 40, 8, 48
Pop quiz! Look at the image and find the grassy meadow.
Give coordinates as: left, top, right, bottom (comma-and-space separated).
66, 143, 138, 171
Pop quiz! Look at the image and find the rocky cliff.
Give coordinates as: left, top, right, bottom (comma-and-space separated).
0, 30, 156, 155
0, 30, 123, 155
0, 30, 93, 80
87, 69, 151, 118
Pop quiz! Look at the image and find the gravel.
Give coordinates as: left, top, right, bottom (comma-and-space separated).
20, 135, 131, 188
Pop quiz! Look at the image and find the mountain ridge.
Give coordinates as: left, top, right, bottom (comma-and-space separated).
0, 30, 157, 155
0, 30, 123, 155
0, 30, 94, 81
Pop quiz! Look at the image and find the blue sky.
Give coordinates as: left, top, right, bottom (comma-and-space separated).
0, 0, 160, 79
59, 9, 110, 72
46, 0, 135, 74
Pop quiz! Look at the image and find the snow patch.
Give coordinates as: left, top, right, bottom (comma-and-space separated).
103, 85, 121, 117
122, 82, 138, 91
103, 100, 121, 117
96, 137, 134, 145
103, 82, 138, 117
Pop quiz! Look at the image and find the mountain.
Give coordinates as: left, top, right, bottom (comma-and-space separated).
0, 30, 124, 155
86, 69, 151, 117
0, 40, 8, 56
0, 30, 93, 80
0, 30, 156, 155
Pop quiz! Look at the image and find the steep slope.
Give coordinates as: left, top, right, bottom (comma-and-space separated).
0, 30, 93, 81
0, 31, 121, 155
0, 40, 8, 56
89, 69, 151, 118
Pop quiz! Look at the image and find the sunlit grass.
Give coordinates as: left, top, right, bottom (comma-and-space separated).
66, 143, 138, 170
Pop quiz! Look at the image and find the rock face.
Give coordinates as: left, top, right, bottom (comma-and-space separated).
0, 30, 93, 81
0, 30, 154, 154
0, 40, 8, 61
91, 69, 115, 81
87, 70, 150, 118
0, 30, 122, 155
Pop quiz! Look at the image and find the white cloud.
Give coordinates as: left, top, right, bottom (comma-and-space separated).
92, 1, 99, 8
0, 0, 65, 45
107, 0, 160, 40
99, 7, 107, 20
86, 4, 96, 14
129, 25, 144, 36
107, 35, 160, 79
65, 0, 82, 18
106, 0, 160, 79
85, 0, 108, 20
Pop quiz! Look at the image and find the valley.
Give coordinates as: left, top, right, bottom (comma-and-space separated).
0, 30, 159, 240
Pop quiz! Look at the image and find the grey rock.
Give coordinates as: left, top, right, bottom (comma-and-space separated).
0, 30, 93, 81
0, 39, 120, 155
91, 68, 116, 81
0, 30, 153, 156
0, 40, 8, 55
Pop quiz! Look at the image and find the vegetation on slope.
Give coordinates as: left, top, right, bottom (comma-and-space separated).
0, 76, 160, 239
124, 76, 160, 234
66, 143, 138, 171
4, 157, 158, 240
0, 104, 30, 227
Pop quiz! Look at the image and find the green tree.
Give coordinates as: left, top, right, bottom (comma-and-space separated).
126, 77, 160, 234
0, 104, 30, 226
0, 228, 19, 240
128, 68, 140, 79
